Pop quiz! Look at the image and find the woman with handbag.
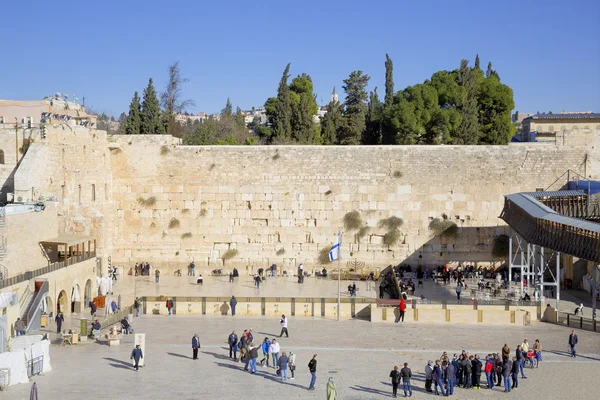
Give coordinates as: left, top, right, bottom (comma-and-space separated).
289, 351, 296, 379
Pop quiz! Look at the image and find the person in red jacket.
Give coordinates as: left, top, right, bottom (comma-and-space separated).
166, 298, 174, 316
395, 296, 406, 323
484, 354, 495, 390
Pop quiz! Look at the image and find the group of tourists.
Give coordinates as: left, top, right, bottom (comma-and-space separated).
134, 262, 152, 276
398, 338, 545, 397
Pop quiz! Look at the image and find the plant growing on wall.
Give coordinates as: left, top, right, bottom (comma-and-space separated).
181, 208, 191, 215
383, 229, 401, 246
137, 196, 157, 207
199, 209, 207, 217
318, 247, 333, 265
276, 248, 285, 256
222, 249, 239, 260
343, 211, 363, 231
378, 216, 403, 231
160, 145, 170, 155
429, 217, 458, 238
492, 234, 510, 258
181, 232, 192, 239
393, 170, 403, 178
168, 218, 181, 229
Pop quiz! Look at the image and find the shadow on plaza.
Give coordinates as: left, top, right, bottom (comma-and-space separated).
167, 352, 193, 360
103, 357, 134, 370
545, 349, 600, 362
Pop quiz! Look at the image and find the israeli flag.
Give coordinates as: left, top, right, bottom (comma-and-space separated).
329, 234, 340, 261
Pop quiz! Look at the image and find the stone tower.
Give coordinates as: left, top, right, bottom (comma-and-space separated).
331, 86, 339, 103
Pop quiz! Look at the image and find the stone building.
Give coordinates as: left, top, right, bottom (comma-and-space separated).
518, 112, 600, 144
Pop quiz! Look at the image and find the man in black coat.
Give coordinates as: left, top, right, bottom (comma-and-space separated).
389, 366, 401, 398
569, 330, 578, 357
472, 354, 482, 389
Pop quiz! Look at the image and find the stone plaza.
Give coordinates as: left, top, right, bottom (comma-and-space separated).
5, 314, 600, 399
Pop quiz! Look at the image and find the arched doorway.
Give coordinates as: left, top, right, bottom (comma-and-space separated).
84, 279, 93, 306
71, 284, 82, 313
57, 290, 68, 315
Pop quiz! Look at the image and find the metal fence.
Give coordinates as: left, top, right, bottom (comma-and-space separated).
556, 311, 598, 332
0, 254, 95, 289
26, 356, 44, 377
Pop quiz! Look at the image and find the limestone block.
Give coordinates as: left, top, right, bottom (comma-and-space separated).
152, 185, 163, 193
397, 185, 412, 195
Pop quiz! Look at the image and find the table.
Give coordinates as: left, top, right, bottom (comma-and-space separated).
61, 334, 73, 346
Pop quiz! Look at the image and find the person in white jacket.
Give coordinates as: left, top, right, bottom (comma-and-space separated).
270, 339, 280, 368
280, 315, 289, 337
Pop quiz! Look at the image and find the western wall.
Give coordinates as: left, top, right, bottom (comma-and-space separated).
107, 133, 599, 274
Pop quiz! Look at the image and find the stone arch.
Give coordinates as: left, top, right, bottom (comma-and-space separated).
548, 125, 554, 132
84, 279, 93, 305
71, 283, 82, 313
46, 296, 54, 317
57, 290, 68, 315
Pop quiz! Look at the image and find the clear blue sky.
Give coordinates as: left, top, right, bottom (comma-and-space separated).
1, 0, 599, 116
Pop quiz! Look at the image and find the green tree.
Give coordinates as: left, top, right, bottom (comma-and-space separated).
363, 88, 383, 144
454, 60, 479, 144
320, 99, 344, 145
289, 73, 319, 143
477, 74, 515, 144
486, 61, 493, 78
140, 78, 165, 134
271, 64, 293, 141
222, 98, 233, 117
124, 91, 141, 135
384, 54, 394, 107
474, 54, 481, 71
339, 70, 370, 145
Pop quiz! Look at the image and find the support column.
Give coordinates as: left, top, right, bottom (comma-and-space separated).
593, 265, 598, 320
508, 229, 513, 284
556, 252, 561, 311
539, 247, 545, 302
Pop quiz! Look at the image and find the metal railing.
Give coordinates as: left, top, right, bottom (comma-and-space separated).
555, 311, 598, 332
86, 305, 133, 335
24, 280, 48, 330
26, 356, 44, 377
19, 284, 32, 314
0, 253, 96, 290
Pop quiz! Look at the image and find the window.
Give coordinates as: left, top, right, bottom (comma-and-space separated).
0, 149, 4, 164
91, 184, 96, 201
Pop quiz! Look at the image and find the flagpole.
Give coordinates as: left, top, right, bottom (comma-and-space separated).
337, 229, 341, 322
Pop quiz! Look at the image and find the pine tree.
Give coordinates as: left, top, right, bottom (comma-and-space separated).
320, 100, 343, 145
475, 54, 481, 70
222, 98, 233, 116
486, 61, 493, 78
272, 64, 293, 141
455, 60, 479, 144
289, 73, 318, 143
384, 54, 394, 107
339, 71, 370, 145
124, 91, 141, 135
140, 78, 165, 134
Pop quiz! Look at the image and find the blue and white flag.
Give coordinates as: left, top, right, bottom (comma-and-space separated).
329, 234, 341, 261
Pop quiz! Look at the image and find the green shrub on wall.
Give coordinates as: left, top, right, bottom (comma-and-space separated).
318, 247, 332, 264
168, 218, 180, 229
429, 218, 458, 238
222, 249, 239, 260
343, 211, 363, 231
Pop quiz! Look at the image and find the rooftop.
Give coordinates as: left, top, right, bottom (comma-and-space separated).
525, 113, 600, 121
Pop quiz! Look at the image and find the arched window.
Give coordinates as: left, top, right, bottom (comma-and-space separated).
0, 149, 4, 164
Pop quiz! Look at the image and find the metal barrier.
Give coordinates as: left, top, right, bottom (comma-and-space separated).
0, 254, 95, 289
87, 306, 133, 335
555, 311, 598, 332
0, 368, 10, 391
27, 356, 44, 377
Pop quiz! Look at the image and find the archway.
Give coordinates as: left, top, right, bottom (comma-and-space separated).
57, 290, 68, 316
71, 284, 82, 313
84, 279, 93, 306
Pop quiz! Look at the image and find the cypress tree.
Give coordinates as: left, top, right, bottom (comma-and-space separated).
486, 61, 493, 78
455, 60, 479, 144
363, 88, 383, 144
222, 98, 233, 116
474, 54, 481, 70
124, 91, 141, 135
339, 70, 370, 145
384, 54, 394, 107
272, 64, 292, 141
140, 78, 165, 134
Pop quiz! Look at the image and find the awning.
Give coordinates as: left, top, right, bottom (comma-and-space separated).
40, 234, 96, 247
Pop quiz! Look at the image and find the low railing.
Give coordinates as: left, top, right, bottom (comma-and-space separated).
556, 311, 598, 332
0, 253, 96, 290
25, 280, 48, 330
86, 305, 133, 336
26, 356, 44, 377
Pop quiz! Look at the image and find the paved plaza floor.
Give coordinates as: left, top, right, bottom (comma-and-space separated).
7, 316, 600, 399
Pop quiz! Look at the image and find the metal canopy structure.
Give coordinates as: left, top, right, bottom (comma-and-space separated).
500, 191, 600, 319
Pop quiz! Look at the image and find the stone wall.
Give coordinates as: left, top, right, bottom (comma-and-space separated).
3, 203, 59, 276
110, 138, 598, 272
